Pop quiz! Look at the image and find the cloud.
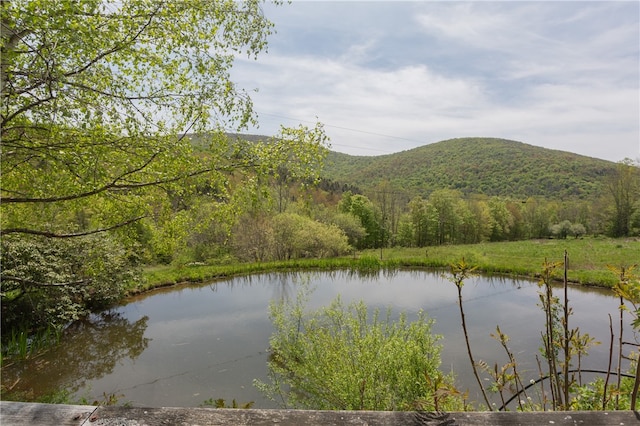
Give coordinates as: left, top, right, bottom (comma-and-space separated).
234, 53, 487, 149
415, 3, 520, 50
229, 1, 639, 162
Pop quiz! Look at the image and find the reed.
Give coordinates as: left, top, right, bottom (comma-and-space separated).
1, 326, 62, 364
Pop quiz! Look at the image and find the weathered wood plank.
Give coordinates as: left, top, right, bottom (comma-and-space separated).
1, 402, 638, 426
90, 406, 640, 426
0, 401, 97, 426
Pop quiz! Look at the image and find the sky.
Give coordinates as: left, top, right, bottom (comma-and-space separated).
231, 1, 639, 162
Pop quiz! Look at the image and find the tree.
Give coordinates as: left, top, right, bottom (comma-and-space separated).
271, 213, 351, 260
607, 159, 640, 237
371, 181, 405, 247
339, 192, 381, 249
428, 190, 462, 245
631, 199, 640, 235
453, 198, 476, 244
395, 214, 415, 247
467, 199, 493, 243
328, 212, 367, 249
408, 196, 430, 247
292, 217, 351, 259
487, 198, 514, 241
1, 233, 139, 330
231, 211, 274, 262
522, 197, 554, 239
569, 222, 586, 239
1, 0, 328, 239
549, 220, 573, 239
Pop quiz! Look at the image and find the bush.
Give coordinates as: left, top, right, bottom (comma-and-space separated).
233, 213, 351, 262
1, 234, 140, 332
255, 288, 464, 411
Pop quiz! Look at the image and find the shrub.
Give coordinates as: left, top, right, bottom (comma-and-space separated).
255, 288, 464, 411
1, 234, 140, 332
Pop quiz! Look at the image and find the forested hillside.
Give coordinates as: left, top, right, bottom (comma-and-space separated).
323, 138, 620, 199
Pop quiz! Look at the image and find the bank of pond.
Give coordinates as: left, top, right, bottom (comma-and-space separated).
1, 269, 635, 411
140, 238, 640, 291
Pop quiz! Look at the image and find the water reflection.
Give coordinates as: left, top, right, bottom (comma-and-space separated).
2, 271, 631, 409
2, 311, 149, 400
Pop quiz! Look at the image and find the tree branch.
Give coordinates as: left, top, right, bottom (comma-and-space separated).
63, 3, 162, 81
2, 148, 162, 203
0, 158, 246, 204
1, 215, 146, 238
1, 93, 56, 128
0, 275, 91, 287
1, 3, 162, 130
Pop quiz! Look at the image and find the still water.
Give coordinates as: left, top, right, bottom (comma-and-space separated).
2, 270, 630, 408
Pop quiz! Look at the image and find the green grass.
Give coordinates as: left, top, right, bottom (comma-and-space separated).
138, 237, 639, 293
371, 237, 639, 287
1, 325, 63, 366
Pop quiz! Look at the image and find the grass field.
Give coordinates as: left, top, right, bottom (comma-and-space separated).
139, 237, 639, 293
366, 237, 639, 287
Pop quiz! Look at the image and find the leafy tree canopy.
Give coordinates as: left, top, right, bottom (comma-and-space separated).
1, 0, 328, 238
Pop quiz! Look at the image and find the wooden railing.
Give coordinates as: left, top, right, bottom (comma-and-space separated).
1, 401, 638, 425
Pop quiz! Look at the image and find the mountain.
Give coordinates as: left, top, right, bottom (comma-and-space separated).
321, 137, 620, 199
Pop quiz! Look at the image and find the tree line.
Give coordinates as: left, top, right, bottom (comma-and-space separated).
134, 158, 639, 265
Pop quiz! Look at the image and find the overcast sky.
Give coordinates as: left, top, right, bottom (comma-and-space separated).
231, 1, 639, 162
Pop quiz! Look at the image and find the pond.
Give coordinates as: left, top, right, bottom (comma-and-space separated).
2, 270, 630, 408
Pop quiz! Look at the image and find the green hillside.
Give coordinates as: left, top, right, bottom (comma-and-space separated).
322, 137, 619, 199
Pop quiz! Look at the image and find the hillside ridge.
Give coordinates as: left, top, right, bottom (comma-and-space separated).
321, 137, 617, 199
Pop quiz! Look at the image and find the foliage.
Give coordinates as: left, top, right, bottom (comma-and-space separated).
369, 238, 639, 288
139, 238, 640, 293
610, 264, 640, 328
255, 289, 464, 411
339, 192, 382, 249
441, 254, 638, 413
570, 375, 635, 410
606, 159, 640, 237
271, 213, 351, 260
0, 0, 332, 338
570, 223, 587, 238
327, 212, 367, 248
536, 258, 570, 409
230, 212, 351, 262
483, 326, 532, 411
0, 0, 330, 250
1, 325, 62, 364
0, 0, 281, 238
319, 140, 640, 245
609, 264, 640, 409
0, 234, 140, 331
549, 220, 587, 239
323, 137, 631, 201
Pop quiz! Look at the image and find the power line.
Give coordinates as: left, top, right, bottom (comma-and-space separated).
252, 110, 432, 154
